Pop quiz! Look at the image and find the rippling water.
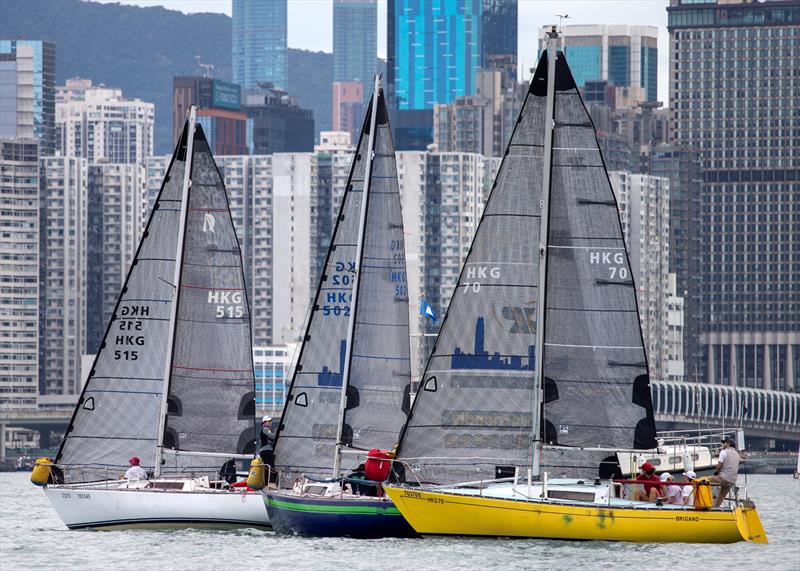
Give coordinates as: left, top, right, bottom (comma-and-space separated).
1, 472, 798, 570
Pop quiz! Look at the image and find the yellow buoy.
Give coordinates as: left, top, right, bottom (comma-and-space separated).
247, 457, 266, 490
693, 477, 714, 510
30, 457, 54, 486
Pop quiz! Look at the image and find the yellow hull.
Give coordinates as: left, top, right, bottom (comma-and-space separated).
385, 487, 768, 544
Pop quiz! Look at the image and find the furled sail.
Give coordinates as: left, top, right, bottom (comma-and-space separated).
273, 85, 411, 480
55, 125, 189, 482
540, 53, 656, 475
159, 124, 256, 475
397, 57, 548, 485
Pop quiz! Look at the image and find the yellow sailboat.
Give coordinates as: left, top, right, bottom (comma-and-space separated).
385, 482, 767, 543
387, 27, 767, 544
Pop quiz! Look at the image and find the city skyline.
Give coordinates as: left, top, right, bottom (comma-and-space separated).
92, 0, 671, 104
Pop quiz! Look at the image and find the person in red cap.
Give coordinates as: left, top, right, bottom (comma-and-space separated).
124, 456, 148, 481
633, 462, 662, 502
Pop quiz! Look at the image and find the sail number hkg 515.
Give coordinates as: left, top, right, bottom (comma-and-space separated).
208, 290, 244, 318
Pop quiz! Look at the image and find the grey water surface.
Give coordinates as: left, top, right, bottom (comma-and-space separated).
1, 472, 798, 570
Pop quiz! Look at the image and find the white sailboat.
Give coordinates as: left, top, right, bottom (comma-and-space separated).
36, 108, 269, 530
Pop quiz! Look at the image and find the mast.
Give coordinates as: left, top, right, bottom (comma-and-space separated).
154, 106, 197, 477
531, 28, 558, 478
332, 75, 381, 478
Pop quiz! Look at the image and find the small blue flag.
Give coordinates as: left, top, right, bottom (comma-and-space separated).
420, 299, 437, 322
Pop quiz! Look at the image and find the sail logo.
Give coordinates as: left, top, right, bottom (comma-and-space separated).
462, 266, 501, 293
208, 290, 244, 318
203, 213, 216, 233
589, 250, 629, 280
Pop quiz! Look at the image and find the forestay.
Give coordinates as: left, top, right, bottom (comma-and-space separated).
273, 88, 411, 480
397, 57, 548, 485
55, 125, 189, 482
160, 125, 256, 475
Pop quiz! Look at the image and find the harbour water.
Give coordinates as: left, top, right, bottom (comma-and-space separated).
1, 472, 798, 570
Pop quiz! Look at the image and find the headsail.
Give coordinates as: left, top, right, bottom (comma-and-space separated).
159, 123, 256, 475
540, 52, 656, 476
55, 124, 189, 482
397, 57, 548, 485
273, 82, 411, 480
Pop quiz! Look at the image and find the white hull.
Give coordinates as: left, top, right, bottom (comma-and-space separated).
44, 480, 270, 530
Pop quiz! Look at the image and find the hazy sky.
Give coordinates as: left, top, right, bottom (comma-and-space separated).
92, 0, 670, 102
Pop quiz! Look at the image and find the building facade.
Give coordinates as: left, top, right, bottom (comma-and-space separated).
56, 84, 154, 164
611, 171, 679, 383
668, 0, 799, 391
173, 76, 247, 155
232, 0, 288, 90
243, 84, 315, 154
540, 25, 658, 103
0, 41, 56, 155
333, 0, 377, 84
481, 0, 518, 85
253, 344, 298, 414
86, 163, 147, 354
332, 82, 365, 147
388, 0, 483, 149
39, 156, 87, 396
0, 139, 39, 410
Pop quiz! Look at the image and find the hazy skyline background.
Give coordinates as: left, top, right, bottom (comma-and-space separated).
92, 0, 670, 103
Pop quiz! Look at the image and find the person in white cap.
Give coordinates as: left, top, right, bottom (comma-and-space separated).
660, 472, 683, 505
681, 470, 697, 505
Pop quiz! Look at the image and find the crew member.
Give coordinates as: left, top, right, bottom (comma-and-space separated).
633, 462, 661, 502
125, 456, 148, 481
711, 436, 740, 507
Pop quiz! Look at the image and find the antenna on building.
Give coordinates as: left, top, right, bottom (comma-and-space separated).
194, 56, 215, 78
556, 14, 570, 32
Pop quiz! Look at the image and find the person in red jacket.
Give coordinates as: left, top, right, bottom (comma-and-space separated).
633, 462, 663, 502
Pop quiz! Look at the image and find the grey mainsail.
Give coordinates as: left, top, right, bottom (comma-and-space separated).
540, 52, 656, 473
397, 49, 656, 483
397, 57, 548, 485
159, 124, 256, 475
55, 125, 189, 481
273, 84, 411, 480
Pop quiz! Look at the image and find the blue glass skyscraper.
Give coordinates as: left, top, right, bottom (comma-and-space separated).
232, 0, 288, 90
389, 0, 482, 149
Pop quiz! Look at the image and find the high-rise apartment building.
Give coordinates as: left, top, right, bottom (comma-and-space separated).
270, 153, 319, 345
56, 84, 154, 164
388, 0, 483, 149
481, 0, 518, 85
433, 69, 526, 157
0, 139, 39, 410
0, 41, 56, 155
243, 84, 315, 154
333, 0, 377, 84
668, 0, 799, 391
39, 156, 87, 396
86, 164, 147, 353
173, 77, 247, 155
539, 25, 658, 103
611, 171, 677, 383
232, 0, 288, 89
